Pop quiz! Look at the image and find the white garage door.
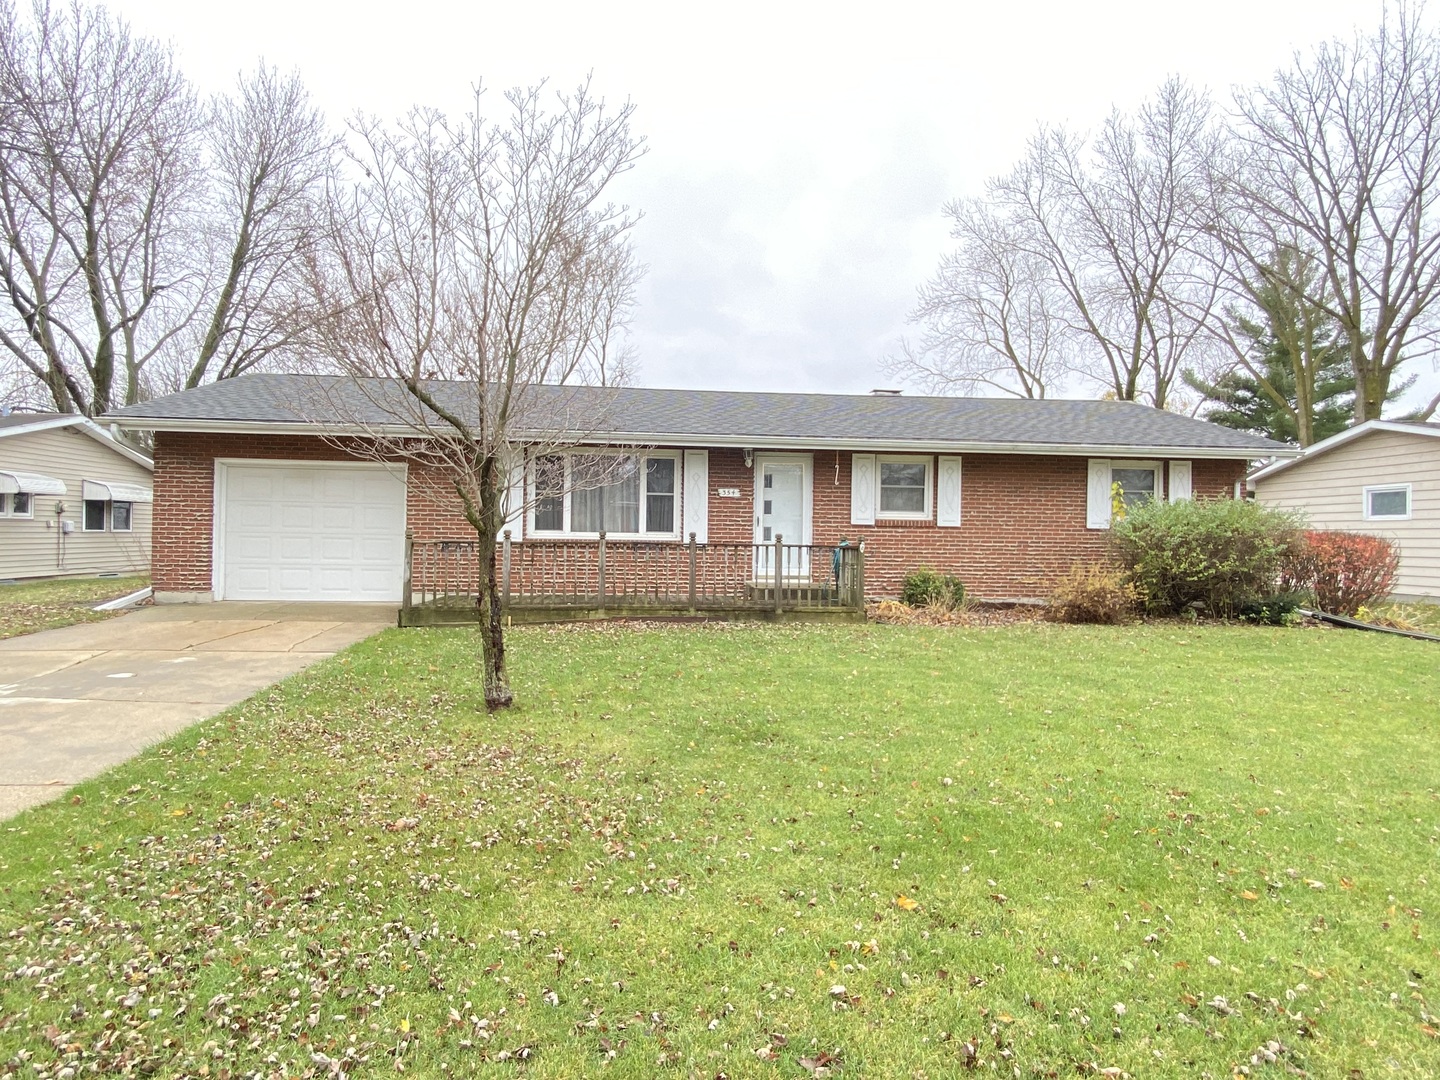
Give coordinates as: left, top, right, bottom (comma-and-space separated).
219, 463, 407, 602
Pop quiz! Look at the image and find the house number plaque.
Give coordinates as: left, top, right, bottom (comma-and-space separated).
717, 487, 741, 498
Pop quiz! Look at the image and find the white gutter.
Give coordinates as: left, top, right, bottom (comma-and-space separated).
108, 417, 1295, 460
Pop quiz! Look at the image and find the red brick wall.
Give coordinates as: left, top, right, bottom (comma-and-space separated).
151, 432, 474, 593
152, 433, 1246, 601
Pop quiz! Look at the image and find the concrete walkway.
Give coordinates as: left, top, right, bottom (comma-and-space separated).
0, 602, 395, 819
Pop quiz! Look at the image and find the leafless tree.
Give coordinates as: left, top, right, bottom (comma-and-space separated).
1233, 5, 1440, 422
992, 79, 1224, 409
0, 0, 202, 415
179, 65, 334, 391
310, 80, 643, 709
886, 198, 1062, 397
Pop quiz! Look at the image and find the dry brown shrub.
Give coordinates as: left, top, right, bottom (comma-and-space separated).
1046, 564, 1141, 624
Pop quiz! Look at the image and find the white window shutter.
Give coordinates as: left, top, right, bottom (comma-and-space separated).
850, 453, 876, 525
683, 450, 708, 542
1086, 459, 1112, 529
1169, 460, 1193, 502
936, 456, 962, 527
502, 458, 525, 539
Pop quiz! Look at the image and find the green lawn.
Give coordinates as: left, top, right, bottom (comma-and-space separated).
1, 622, 1436, 1078
0, 575, 149, 640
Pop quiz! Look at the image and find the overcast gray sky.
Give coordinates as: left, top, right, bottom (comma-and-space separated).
103, 0, 1433, 405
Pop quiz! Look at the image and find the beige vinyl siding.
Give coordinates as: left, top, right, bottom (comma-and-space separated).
1253, 429, 1440, 599
0, 426, 152, 580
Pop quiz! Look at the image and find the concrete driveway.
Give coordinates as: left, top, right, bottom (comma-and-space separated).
0, 602, 395, 819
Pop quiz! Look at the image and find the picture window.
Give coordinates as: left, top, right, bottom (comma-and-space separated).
1364, 484, 1410, 520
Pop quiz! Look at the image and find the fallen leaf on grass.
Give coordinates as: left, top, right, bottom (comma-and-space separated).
1240, 890, 1259, 901
895, 895, 919, 911
1421, 1023, 1439, 1039
798, 1049, 842, 1076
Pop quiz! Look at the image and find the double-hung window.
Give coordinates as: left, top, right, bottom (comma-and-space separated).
530, 452, 679, 538
1110, 461, 1160, 511
877, 456, 931, 520
111, 501, 133, 532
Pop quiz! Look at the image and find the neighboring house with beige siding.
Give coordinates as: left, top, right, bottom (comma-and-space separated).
0, 414, 153, 581
1250, 420, 1440, 601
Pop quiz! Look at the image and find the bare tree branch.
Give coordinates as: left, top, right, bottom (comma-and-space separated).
1233, 3, 1440, 422
308, 78, 644, 709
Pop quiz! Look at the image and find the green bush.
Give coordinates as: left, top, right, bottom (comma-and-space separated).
1045, 563, 1140, 624
1237, 590, 1308, 626
1109, 498, 1303, 617
900, 567, 966, 610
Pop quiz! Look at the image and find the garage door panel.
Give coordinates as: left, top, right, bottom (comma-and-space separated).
221, 464, 405, 602
320, 504, 355, 530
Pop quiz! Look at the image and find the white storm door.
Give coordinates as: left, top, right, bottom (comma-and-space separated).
754, 456, 810, 579
219, 462, 407, 601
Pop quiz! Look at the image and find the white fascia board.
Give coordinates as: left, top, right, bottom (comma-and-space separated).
0, 415, 85, 439
73, 421, 153, 470
108, 416, 1291, 460
1249, 420, 1439, 483
1, 413, 153, 469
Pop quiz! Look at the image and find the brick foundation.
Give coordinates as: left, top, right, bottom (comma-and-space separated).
152, 432, 1247, 601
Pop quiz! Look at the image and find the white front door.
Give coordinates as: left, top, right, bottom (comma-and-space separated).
218, 462, 407, 602
754, 455, 812, 579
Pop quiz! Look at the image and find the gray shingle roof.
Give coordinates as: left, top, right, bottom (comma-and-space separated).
0, 412, 64, 431
104, 373, 1289, 456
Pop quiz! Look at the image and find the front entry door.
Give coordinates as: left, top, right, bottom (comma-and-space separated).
755, 457, 809, 578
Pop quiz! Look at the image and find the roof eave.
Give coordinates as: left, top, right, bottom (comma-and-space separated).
1249, 419, 1436, 483
108, 415, 1290, 459
3, 414, 153, 470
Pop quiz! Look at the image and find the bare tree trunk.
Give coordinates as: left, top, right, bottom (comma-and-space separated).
456, 456, 512, 710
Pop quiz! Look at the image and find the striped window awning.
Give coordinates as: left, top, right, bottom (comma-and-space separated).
81, 479, 153, 503
0, 470, 67, 495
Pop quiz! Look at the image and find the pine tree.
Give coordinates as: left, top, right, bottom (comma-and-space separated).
1185, 311, 1355, 444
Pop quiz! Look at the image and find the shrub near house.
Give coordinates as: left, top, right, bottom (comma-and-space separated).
1107, 498, 1302, 616
1281, 530, 1401, 616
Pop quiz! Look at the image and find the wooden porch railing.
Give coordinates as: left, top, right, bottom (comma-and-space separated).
401, 532, 865, 622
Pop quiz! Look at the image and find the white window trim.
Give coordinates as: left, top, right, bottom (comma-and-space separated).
0, 492, 35, 519
528, 450, 682, 541
1363, 483, 1412, 521
875, 454, 933, 521
1110, 459, 1162, 509
82, 499, 108, 532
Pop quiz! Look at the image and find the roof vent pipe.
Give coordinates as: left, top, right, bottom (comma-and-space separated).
869, 388, 901, 396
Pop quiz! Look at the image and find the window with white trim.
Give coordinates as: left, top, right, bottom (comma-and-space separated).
0, 492, 33, 518
1110, 461, 1161, 512
877, 456, 931, 520
111, 500, 133, 532
530, 452, 680, 538
83, 499, 107, 532
1364, 484, 1411, 520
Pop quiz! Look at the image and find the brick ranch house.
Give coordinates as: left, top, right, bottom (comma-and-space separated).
105, 374, 1291, 610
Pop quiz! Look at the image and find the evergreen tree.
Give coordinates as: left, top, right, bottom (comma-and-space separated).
1186, 247, 1409, 446
1185, 310, 1354, 444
